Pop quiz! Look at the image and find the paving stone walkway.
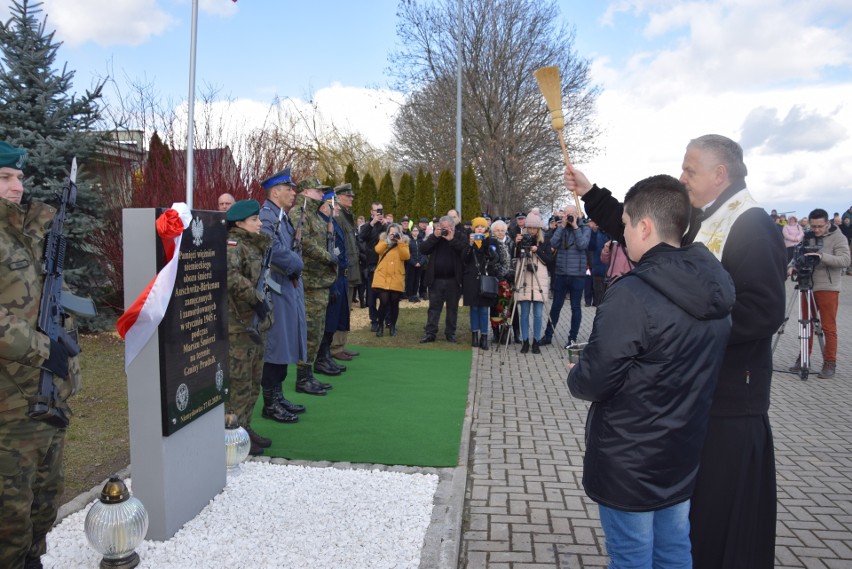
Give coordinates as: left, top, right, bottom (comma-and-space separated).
459, 279, 852, 568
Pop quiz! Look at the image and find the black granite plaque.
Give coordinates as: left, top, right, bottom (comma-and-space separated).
157, 209, 229, 436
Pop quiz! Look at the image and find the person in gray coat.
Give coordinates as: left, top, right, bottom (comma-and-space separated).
258, 168, 308, 423
541, 204, 590, 346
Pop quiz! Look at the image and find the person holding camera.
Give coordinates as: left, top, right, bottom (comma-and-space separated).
513, 209, 553, 353
359, 202, 388, 332
541, 205, 590, 346
788, 208, 850, 379
420, 216, 467, 343
462, 217, 501, 350
405, 226, 427, 302
372, 223, 411, 337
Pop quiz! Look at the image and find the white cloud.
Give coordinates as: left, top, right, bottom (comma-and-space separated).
42, 0, 175, 47
198, 0, 238, 17
37, 0, 235, 47
579, 1, 852, 216
313, 84, 404, 148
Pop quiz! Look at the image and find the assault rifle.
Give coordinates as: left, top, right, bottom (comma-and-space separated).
27, 158, 97, 428
246, 207, 283, 344
326, 194, 336, 261
293, 197, 306, 253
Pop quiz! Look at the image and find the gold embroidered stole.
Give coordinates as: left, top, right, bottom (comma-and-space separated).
694, 189, 760, 261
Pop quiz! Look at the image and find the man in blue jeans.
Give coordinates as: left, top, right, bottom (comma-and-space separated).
567, 175, 734, 568
540, 204, 589, 346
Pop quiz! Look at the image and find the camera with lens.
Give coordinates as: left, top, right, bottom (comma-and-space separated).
565, 215, 575, 224
435, 228, 447, 237
553, 216, 562, 223
390, 233, 400, 241
792, 231, 823, 287
376, 208, 383, 215
519, 232, 536, 254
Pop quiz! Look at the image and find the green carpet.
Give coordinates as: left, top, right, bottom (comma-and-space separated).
250, 346, 471, 467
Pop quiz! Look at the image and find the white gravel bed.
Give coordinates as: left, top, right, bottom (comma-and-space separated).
44, 462, 439, 569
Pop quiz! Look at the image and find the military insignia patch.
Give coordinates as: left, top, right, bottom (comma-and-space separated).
7, 259, 30, 270
227, 240, 238, 246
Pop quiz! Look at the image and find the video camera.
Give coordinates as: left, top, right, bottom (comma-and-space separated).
519, 233, 536, 253
791, 231, 823, 288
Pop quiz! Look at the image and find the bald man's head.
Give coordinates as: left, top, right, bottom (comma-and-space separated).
218, 193, 236, 211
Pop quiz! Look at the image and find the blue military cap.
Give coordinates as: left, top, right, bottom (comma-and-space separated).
322, 190, 336, 202
261, 167, 296, 190
0, 141, 27, 169
226, 199, 260, 221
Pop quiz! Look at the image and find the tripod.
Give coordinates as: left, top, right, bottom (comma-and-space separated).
497, 248, 561, 357
772, 273, 824, 380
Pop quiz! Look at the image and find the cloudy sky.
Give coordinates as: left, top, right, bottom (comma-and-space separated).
3, 0, 851, 218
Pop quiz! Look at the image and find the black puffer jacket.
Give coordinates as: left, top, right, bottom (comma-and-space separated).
568, 242, 735, 511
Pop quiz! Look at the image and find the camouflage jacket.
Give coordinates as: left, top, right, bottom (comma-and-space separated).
337, 206, 361, 286
226, 226, 273, 336
0, 199, 79, 414
288, 197, 336, 290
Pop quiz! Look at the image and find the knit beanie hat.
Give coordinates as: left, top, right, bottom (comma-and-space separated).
524, 208, 544, 228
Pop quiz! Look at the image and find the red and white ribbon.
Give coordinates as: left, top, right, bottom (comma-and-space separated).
117, 203, 192, 368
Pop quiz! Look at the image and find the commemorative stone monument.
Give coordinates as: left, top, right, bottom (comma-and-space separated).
122, 207, 229, 540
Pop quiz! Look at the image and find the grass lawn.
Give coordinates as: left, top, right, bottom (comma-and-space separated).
61, 300, 472, 505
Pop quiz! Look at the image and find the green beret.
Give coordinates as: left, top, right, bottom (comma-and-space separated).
296, 178, 330, 192
226, 199, 260, 222
0, 141, 27, 169
334, 183, 354, 196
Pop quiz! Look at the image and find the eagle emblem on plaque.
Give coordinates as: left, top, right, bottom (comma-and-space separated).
191, 216, 204, 247
215, 362, 224, 391
176, 383, 190, 412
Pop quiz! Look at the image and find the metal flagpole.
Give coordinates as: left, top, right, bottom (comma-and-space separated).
455, 0, 462, 216
186, 0, 199, 209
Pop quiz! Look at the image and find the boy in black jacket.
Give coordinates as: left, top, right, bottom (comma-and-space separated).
567, 175, 735, 567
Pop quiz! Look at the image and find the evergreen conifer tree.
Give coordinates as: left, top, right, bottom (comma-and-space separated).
343, 162, 365, 217
360, 173, 378, 217
0, 0, 107, 315
138, 131, 180, 208
461, 163, 482, 221
397, 172, 415, 218
436, 169, 455, 218
413, 167, 434, 220
377, 169, 396, 215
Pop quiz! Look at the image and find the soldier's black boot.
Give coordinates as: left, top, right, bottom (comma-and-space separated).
261, 391, 299, 423
245, 425, 273, 447
376, 323, 384, 337
296, 365, 329, 395
275, 388, 305, 414
389, 323, 398, 337
314, 344, 343, 376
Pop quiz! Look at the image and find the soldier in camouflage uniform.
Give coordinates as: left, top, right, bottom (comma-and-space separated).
329, 183, 361, 362
0, 142, 81, 569
290, 179, 338, 393
225, 200, 274, 456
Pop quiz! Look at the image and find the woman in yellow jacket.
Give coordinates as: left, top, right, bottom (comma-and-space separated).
372, 223, 410, 337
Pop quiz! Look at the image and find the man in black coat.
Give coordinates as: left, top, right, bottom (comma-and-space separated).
358, 201, 387, 331
419, 215, 466, 343
568, 174, 735, 567
566, 134, 786, 569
